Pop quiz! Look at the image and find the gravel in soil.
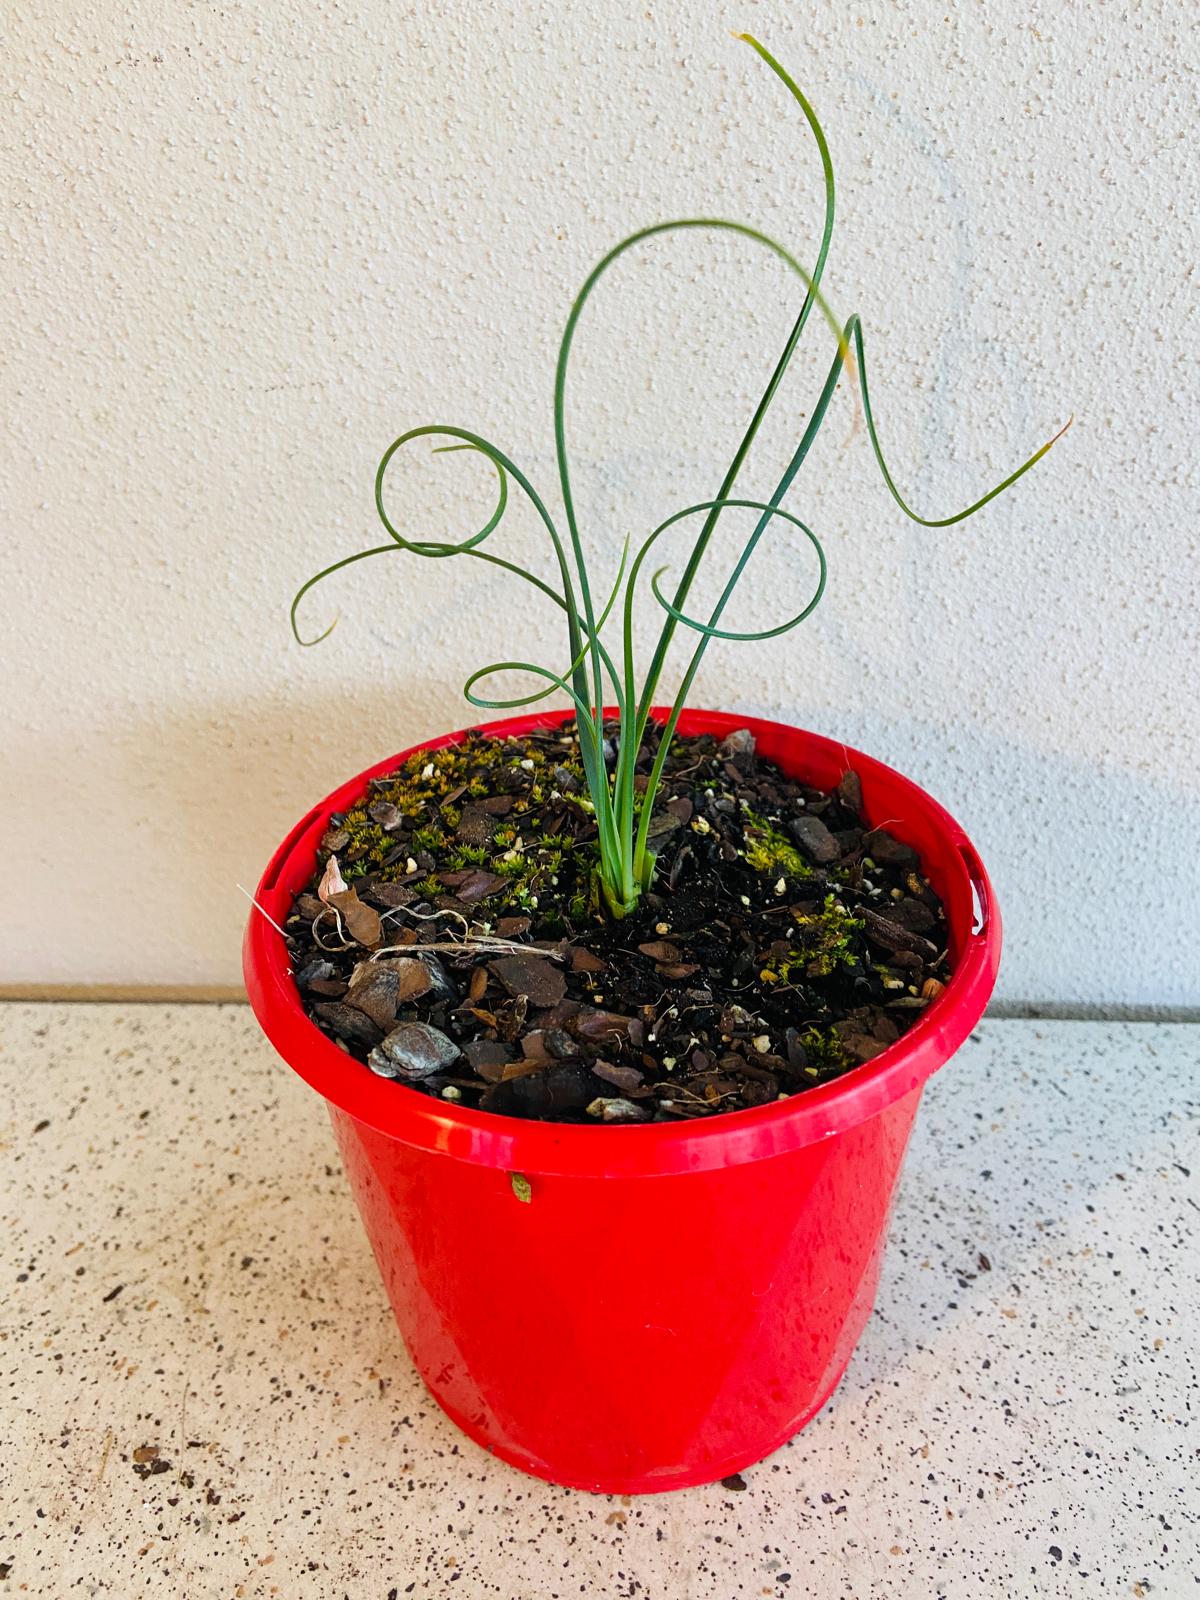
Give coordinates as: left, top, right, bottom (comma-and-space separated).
283, 720, 951, 1124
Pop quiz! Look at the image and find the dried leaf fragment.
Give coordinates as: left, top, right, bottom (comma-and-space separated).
318, 855, 381, 946
317, 854, 349, 904
637, 940, 681, 962
329, 890, 381, 948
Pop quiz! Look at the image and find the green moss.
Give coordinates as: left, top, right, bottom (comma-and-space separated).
788, 894, 862, 976
412, 875, 442, 898
329, 804, 393, 879
796, 1026, 852, 1075
412, 824, 448, 852
743, 813, 810, 879
491, 853, 531, 879
446, 844, 488, 869
761, 896, 861, 981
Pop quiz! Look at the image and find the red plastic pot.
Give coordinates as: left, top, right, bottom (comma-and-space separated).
244, 709, 999, 1493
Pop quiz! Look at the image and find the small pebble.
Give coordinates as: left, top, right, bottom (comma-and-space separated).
368, 1022, 460, 1081
585, 1097, 649, 1123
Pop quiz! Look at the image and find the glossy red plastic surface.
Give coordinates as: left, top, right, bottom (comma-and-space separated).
244, 710, 1000, 1492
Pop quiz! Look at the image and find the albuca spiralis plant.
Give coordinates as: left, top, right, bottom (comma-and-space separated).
293, 34, 1068, 919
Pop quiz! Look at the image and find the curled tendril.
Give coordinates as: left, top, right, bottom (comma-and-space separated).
461, 534, 632, 715
848, 316, 1074, 527
373, 431, 624, 720
464, 659, 593, 717
629, 499, 826, 643
291, 542, 401, 648
391, 444, 508, 554
292, 430, 625, 704
291, 434, 510, 646
374, 436, 507, 557
374, 429, 544, 545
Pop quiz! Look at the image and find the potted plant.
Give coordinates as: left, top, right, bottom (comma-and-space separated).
244, 35, 1066, 1493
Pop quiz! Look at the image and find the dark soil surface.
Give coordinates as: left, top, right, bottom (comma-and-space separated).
283, 720, 951, 1124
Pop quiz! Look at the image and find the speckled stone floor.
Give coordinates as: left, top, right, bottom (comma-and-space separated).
1, 1007, 1196, 1598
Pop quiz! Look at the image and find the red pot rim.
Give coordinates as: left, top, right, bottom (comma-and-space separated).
243, 708, 1000, 1175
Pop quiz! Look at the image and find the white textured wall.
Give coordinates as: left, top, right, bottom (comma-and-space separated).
3, 1, 1197, 1008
